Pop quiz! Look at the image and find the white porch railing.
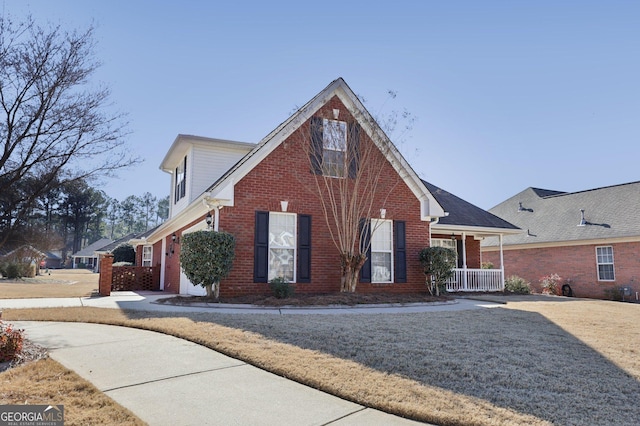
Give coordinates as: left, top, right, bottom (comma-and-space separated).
446, 268, 504, 292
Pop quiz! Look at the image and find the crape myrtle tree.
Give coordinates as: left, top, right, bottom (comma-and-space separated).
301, 92, 414, 292
0, 15, 137, 250
180, 230, 235, 299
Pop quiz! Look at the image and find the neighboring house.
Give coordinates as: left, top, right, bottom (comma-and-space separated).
422, 181, 521, 291
133, 78, 517, 296
71, 238, 113, 270
43, 251, 63, 269
482, 182, 640, 300
0, 245, 47, 277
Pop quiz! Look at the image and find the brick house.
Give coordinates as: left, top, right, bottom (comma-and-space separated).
482, 182, 640, 300
135, 78, 519, 296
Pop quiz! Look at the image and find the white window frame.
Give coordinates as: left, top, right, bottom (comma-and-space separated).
431, 238, 458, 264
371, 219, 393, 283
268, 212, 297, 282
596, 246, 615, 281
322, 118, 347, 178
174, 155, 186, 203
142, 245, 153, 267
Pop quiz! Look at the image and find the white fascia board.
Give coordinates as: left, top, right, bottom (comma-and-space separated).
483, 235, 640, 251
432, 223, 524, 237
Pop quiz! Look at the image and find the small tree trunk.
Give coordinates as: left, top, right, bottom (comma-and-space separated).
213, 281, 220, 299
205, 283, 212, 298
340, 253, 366, 293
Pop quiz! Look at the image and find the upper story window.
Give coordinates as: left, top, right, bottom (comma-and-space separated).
322, 119, 347, 177
174, 156, 187, 204
596, 246, 615, 281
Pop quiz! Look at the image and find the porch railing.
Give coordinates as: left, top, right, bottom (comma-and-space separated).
446, 268, 504, 292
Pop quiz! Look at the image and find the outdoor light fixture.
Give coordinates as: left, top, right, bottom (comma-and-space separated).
451, 233, 456, 240
172, 233, 179, 244
205, 212, 213, 228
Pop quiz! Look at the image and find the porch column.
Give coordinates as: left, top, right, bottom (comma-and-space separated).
499, 234, 505, 290
462, 232, 467, 290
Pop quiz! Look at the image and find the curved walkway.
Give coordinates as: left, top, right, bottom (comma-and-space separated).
4, 295, 502, 425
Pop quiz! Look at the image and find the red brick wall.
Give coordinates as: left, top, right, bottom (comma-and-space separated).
213, 96, 432, 297
482, 242, 640, 299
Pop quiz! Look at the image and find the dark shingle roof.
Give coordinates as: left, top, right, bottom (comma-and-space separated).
422, 180, 519, 230
485, 181, 640, 246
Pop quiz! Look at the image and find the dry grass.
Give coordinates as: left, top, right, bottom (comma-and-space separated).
6, 298, 639, 425
0, 358, 145, 425
0, 269, 98, 298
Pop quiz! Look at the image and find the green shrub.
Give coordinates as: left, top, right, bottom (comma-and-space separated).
269, 277, 294, 299
505, 275, 531, 294
112, 243, 136, 264
180, 230, 236, 299
0, 321, 24, 362
5, 263, 21, 279
419, 246, 457, 296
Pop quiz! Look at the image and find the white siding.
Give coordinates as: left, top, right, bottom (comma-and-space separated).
189, 143, 249, 202
167, 137, 253, 219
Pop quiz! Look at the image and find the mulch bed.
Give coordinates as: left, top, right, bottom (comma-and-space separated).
158, 292, 454, 307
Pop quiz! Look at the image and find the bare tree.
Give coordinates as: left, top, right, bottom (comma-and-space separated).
301, 96, 413, 292
0, 15, 138, 249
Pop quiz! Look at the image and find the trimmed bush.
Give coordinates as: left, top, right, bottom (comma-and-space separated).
419, 246, 457, 296
0, 321, 24, 362
112, 243, 136, 264
505, 275, 531, 294
269, 277, 294, 299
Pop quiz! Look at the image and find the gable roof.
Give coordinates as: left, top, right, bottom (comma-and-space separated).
72, 238, 113, 257
201, 78, 445, 219
422, 180, 520, 234
145, 78, 446, 243
485, 181, 640, 246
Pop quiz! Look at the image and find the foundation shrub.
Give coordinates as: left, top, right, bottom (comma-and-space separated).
505, 275, 531, 294
269, 277, 294, 299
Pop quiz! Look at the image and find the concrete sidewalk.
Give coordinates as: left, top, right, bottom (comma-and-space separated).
14, 321, 426, 426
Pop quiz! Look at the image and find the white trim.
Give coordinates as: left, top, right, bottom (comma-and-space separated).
371, 219, 393, 283
268, 212, 297, 282
595, 245, 615, 281
482, 235, 640, 252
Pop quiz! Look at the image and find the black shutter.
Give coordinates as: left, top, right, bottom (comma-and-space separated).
181, 156, 187, 198
394, 221, 407, 283
297, 215, 312, 283
310, 116, 323, 174
348, 122, 360, 179
254, 211, 269, 283
359, 219, 371, 283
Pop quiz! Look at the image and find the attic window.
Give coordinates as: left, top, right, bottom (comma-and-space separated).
174, 156, 187, 204
322, 119, 347, 177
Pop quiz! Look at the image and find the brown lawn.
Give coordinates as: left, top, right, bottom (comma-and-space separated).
3, 296, 639, 425
0, 269, 98, 298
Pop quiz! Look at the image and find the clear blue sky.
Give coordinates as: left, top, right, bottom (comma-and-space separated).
7, 1, 640, 209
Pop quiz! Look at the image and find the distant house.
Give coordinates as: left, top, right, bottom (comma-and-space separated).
0, 245, 47, 277
132, 78, 519, 296
71, 238, 113, 270
482, 182, 640, 300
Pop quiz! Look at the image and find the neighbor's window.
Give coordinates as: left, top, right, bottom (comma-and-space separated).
596, 246, 615, 281
174, 156, 187, 203
268, 212, 296, 281
142, 245, 153, 267
322, 118, 347, 177
371, 219, 393, 283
